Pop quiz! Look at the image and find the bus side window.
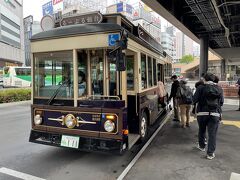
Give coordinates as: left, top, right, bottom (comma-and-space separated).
153, 59, 157, 86
127, 55, 134, 90
141, 54, 147, 89
78, 50, 88, 97
90, 50, 104, 95
148, 56, 153, 87
108, 59, 117, 96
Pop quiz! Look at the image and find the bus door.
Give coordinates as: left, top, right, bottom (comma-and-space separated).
76, 49, 104, 135
107, 53, 117, 97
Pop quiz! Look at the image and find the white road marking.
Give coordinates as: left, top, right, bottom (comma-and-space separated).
0, 167, 46, 180
117, 112, 172, 180
230, 172, 240, 180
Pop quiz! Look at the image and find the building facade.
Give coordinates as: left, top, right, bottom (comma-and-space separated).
132, 3, 161, 44
161, 32, 175, 58
0, 0, 24, 67
184, 35, 194, 56
175, 31, 184, 63
174, 31, 195, 63
62, 0, 107, 17
24, 15, 41, 66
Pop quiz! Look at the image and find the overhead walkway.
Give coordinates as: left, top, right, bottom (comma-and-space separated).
142, 0, 240, 78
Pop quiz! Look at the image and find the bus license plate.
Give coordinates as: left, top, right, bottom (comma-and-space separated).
61, 135, 79, 149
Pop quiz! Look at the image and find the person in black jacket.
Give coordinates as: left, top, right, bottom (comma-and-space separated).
168, 75, 180, 121
193, 73, 224, 160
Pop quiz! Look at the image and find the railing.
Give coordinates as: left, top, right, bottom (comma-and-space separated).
85, 95, 120, 100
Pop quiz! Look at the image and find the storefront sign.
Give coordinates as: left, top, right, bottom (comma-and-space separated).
138, 25, 163, 54
60, 12, 103, 26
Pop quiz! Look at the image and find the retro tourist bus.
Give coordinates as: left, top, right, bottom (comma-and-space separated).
29, 13, 170, 154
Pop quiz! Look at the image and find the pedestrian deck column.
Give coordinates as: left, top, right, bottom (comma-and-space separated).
200, 36, 209, 77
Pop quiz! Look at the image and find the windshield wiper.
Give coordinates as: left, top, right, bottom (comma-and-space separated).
47, 79, 71, 105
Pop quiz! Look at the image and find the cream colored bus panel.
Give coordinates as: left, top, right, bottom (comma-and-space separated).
31, 34, 110, 53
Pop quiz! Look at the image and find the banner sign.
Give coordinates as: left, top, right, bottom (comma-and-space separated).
60, 12, 103, 26
42, 1, 53, 16
117, 2, 123, 13
53, 0, 63, 5
138, 25, 163, 54
126, 4, 132, 14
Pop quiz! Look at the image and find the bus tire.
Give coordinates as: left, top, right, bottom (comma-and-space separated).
139, 111, 148, 142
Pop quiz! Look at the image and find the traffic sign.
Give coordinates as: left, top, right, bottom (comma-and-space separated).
108, 34, 120, 46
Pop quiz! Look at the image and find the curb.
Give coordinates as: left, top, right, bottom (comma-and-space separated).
224, 98, 239, 105
0, 100, 31, 108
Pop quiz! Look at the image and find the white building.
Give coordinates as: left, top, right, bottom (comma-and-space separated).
132, 3, 161, 44
161, 32, 175, 58
0, 0, 24, 67
174, 31, 194, 63
175, 31, 184, 63
184, 35, 194, 56
193, 43, 200, 57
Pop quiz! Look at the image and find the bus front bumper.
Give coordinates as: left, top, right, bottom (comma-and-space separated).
29, 130, 125, 154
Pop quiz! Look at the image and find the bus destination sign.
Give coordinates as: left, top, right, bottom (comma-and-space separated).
60, 12, 103, 26
138, 25, 164, 55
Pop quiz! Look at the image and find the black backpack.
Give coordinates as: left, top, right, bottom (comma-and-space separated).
180, 87, 193, 104
203, 84, 221, 112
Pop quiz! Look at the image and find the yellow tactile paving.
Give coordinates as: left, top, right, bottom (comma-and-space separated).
181, 116, 240, 128
221, 120, 240, 128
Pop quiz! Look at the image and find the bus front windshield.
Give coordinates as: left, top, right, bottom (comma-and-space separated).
34, 49, 118, 100
34, 51, 73, 99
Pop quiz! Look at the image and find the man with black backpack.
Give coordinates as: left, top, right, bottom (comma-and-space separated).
176, 80, 193, 128
193, 73, 224, 160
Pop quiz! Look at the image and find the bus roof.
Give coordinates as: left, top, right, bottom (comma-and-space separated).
31, 23, 123, 41
31, 14, 167, 57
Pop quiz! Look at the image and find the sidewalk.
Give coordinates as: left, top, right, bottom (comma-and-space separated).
125, 104, 240, 180
0, 100, 31, 108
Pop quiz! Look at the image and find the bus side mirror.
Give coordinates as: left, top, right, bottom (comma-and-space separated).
118, 30, 128, 50
116, 50, 126, 71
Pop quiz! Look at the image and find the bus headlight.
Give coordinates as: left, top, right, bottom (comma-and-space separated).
34, 114, 42, 125
104, 120, 115, 132
64, 114, 77, 129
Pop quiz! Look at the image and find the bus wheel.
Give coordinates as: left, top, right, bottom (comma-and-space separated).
139, 112, 148, 142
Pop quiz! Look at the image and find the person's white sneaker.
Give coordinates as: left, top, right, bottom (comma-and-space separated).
196, 144, 205, 152
206, 153, 215, 160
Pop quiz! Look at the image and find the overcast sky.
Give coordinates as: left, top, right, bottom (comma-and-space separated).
23, 0, 43, 21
